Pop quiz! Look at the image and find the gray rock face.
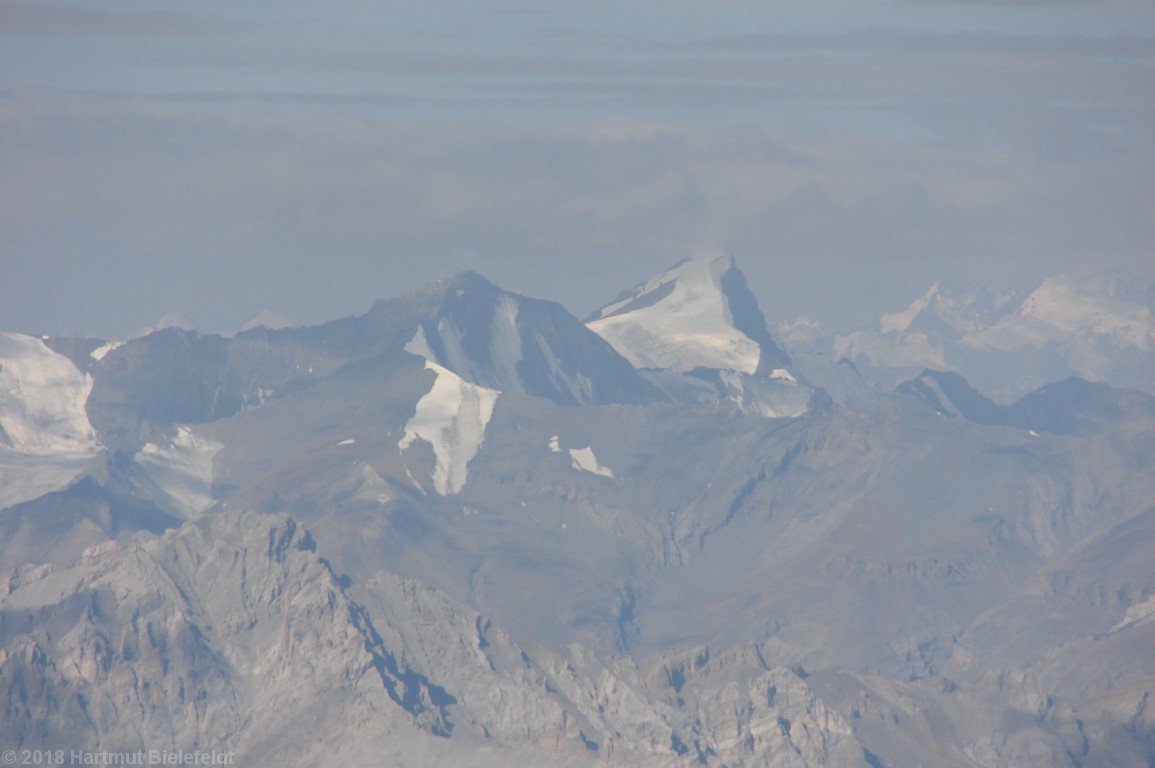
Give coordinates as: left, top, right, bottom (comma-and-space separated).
393, 271, 664, 406
0, 511, 457, 762
0, 510, 877, 767
3, 266, 1154, 766
0, 472, 179, 569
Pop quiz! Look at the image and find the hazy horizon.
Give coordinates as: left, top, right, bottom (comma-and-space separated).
3, 0, 1152, 339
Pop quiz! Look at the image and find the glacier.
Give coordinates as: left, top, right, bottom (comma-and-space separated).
399, 360, 500, 495
588, 253, 765, 374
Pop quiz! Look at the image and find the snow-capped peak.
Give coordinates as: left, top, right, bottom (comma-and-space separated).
239, 309, 294, 333
586, 253, 789, 375
132, 311, 199, 339
984, 274, 1155, 351
832, 271, 1155, 402
875, 281, 1024, 339
879, 282, 939, 335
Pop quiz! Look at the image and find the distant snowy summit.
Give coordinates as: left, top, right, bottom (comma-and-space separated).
966, 273, 1155, 355
825, 271, 1155, 402
124, 309, 294, 341
586, 253, 790, 375
131, 310, 200, 339
584, 253, 872, 418
238, 309, 294, 333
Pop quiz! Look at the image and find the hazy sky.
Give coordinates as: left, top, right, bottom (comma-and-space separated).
2, 0, 1152, 338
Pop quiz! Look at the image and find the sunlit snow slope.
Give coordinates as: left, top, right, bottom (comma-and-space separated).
587, 253, 787, 375
399, 360, 500, 495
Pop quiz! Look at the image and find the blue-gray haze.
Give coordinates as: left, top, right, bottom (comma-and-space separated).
1, 0, 1152, 338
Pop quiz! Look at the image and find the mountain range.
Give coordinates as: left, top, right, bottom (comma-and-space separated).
784, 272, 1155, 403
1, 254, 1152, 767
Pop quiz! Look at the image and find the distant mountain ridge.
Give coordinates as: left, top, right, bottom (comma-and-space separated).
3, 262, 1154, 767
897, 368, 1155, 435
805, 271, 1155, 402
71, 271, 663, 450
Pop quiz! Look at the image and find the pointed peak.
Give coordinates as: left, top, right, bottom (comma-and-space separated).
878, 283, 939, 335
239, 309, 294, 333
372, 270, 506, 316
430, 269, 504, 301
671, 250, 736, 276
686, 250, 735, 270
447, 268, 493, 286
895, 368, 1004, 424
131, 311, 199, 339
156, 311, 198, 330
587, 253, 789, 374
588, 253, 737, 324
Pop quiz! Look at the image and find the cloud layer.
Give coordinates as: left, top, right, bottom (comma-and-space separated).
2, 95, 1150, 338
1, 1, 1151, 337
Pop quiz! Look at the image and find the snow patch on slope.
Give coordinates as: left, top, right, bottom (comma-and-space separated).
425, 295, 523, 389
399, 361, 500, 495
1111, 594, 1155, 634
916, 374, 962, 417
135, 426, 222, 517
568, 446, 614, 478
0, 332, 98, 455
435, 318, 477, 382
587, 254, 762, 374
533, 332, 595, 404
488, 294, 524, 385
717, 370, 810, 418
89, 341, 123, 362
